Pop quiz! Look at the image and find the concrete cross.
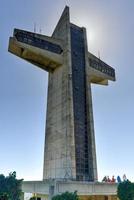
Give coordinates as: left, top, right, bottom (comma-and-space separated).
8, 6, 115, 182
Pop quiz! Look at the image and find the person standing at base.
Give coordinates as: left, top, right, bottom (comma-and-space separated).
111, 176, 116, 183
123, 174, 127, 181
117, 176, 121, 183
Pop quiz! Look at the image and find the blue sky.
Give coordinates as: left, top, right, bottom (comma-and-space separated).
0, 0, 134, 181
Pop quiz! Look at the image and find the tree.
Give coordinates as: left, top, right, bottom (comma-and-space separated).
0, 172, 23, 200
117, 180, 134, 200
0, 193, 9, 200
52, 191, 79, 200
29, 197, 36, 200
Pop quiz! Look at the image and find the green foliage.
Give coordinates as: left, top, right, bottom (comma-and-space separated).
0, 172, 23, 200
52, 191, 79, 200
0, 193, 9, 200
29, 197, 36, 200
117, 180, 134, 200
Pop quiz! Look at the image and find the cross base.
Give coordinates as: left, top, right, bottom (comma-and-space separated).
22, 180, 118, 200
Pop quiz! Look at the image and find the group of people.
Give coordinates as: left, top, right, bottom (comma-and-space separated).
102, 175, 116, 183
102, 174, 128, 183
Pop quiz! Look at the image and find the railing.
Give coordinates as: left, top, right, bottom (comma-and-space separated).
89, 58, 115, 78
14, 29, 63, 54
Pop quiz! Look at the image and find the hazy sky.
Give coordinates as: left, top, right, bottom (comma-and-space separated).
0, 0, 134, 181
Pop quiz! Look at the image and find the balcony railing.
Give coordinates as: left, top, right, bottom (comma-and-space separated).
89, 58, 115, 78
14, 29, 63, 54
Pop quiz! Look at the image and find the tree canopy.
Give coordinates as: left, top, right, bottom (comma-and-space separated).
52, 191, 79, 200
0, 172, 23, 200
117, 180, 134, 200
29, 197, 36, 200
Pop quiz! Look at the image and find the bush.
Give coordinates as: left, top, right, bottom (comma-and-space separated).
52, 191, 79, 200
0, 193, 9, 200
29, 197, 36, 200
117, 181, 134, 200
0, 172, 23, 200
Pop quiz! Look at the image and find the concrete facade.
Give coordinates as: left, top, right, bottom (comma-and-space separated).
22, 181, 118, 200
43, 7, 76, 181
8, 6, 116, 200
22, 181, 118, 196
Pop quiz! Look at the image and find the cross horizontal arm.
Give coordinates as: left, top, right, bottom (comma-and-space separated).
8, 29, 63, 72
88, 52, 116, 85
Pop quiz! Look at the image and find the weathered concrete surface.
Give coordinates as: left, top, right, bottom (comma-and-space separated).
22, 181, 50, 194
42, 7, 115, 181
8, 30, 63, 72
22, 181, 118, 196
8, 6, 116, 182
43, 6, 76, 180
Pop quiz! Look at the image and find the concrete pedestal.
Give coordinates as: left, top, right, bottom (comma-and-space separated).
22, 180, 118, 200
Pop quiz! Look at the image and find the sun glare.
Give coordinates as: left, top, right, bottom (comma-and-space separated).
88, 30, 95, 43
